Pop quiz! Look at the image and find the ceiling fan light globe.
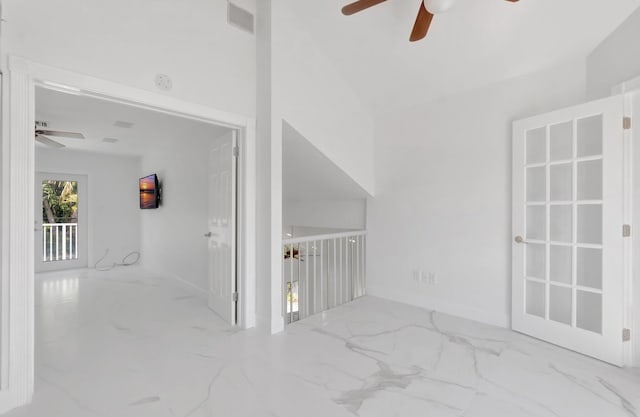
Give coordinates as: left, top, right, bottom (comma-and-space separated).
424, 0, 455, 14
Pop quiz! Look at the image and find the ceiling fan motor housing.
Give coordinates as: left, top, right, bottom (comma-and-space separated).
424, 0, 456, 14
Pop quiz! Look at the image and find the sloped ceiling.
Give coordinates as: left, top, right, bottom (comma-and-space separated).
283, 123, 369, 201
284, 0, 640, 113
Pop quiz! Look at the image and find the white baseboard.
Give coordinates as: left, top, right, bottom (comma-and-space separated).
35, 267, 91, 279
366, 285, 510, 329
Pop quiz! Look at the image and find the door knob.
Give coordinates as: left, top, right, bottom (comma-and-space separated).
514, 236, 527, 244
204, 232, 213, 238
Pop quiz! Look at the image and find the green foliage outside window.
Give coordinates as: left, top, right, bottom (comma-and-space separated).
42, 180, 78, 224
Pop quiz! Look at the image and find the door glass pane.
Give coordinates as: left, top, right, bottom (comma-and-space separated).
526, 280, 546, 318
550, 285, 572, 325
526, 244, 546, 279
577, 205, 602, 244
526, 206, 546, 240
577, 291, 602, 334
41, 179, 79, 262
577, 115, 603, 157
527, 167, 546, 202
526, 127, 546, 164
550, 245, 572, 284
577, 248, 602, 290
577, 160, 603, 200
550, 163, 572, 201
550, 205, 572, 242
550, 121, 573, 161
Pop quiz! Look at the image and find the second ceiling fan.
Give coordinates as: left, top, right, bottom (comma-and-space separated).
35, 121, 86, 149
342, 0, 520, 42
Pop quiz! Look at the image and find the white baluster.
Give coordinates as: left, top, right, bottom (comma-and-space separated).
363, 236, 366, 295
321, 239, 325, 311
305, 241, 309, 318
48, 226, 53, 261
42, 225, 46, 261
62, 224, 67, 260
289, 244, 294, 323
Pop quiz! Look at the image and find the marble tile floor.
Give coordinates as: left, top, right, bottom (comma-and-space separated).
5, 268, 640, 417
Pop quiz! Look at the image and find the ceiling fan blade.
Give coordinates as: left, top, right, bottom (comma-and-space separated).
35, 134, 66, 149
342, 0, 387, 15
410, 1, 434, 42
505, 0, 520, 2
35, 130, 85, 140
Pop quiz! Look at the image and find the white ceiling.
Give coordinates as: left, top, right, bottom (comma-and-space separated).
35, 87, 231, 156
283, 122, 369, 201
284, 0, 640, 113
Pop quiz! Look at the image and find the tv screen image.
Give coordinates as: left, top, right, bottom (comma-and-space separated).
139, 174, 159, 209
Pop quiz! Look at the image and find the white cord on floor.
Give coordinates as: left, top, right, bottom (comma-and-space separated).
94, 249, 141, 271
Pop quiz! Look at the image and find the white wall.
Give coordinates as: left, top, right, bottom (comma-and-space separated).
367, 60, 587, 327
586, 8, 640, 100
272, 2, 375, 196
35, 148, 141, 266
264, 2, 375, 332
255, 0, 277, 329
284, 199, 366, 231
140, 131, 227, 291
1, 0, 256, 118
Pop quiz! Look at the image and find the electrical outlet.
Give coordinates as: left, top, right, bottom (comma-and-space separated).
413, 270, 421, 282
414, 270, 438, 285
421, 271, 437, 285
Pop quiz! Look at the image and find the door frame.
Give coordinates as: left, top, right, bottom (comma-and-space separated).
0, 56, 257, 412
613, 77, 640, 367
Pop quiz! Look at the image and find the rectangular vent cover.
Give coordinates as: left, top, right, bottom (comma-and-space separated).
114, 121, 134, 129
228, 2, 254, 34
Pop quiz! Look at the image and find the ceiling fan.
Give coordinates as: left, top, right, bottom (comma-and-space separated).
342, 0, 520, 42
35, 121, 85, 149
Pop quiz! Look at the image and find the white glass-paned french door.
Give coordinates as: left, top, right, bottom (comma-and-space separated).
512, 95, 625, 366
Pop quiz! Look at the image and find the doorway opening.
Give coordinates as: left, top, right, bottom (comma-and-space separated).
33, 85, 242, 326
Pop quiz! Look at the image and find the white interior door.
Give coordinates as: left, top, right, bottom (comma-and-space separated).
512, 95, 626, 366
206, 132, 237, 325
35, 172, 88, 272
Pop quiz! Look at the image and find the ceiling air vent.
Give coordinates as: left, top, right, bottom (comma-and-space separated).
228, 2, 254, 35
114, 121, 134, 129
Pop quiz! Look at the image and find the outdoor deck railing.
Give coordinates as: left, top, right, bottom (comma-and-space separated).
42, 223, 79, 262
283, 230, 366, 324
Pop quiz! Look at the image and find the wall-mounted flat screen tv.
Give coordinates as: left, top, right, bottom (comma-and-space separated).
139, 174, 160, 209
